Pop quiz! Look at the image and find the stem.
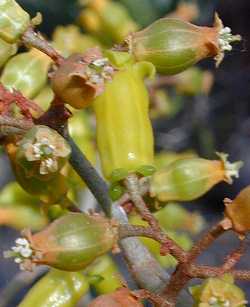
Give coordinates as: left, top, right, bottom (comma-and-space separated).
0, 116, 33, 131
187, 221, 226, 262
64, 133, 111, 216
188, 265, 250, 281
112, 203, 169, 293
124, 174, 186, 262
22, 27, 64, 65
124, 174, 161, 231
119, 224, 187, 263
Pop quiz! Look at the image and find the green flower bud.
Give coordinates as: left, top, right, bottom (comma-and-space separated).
189, 274, 247, 307
175, 67, 214, 96
0, 0, 30, 43
225, 185, 250, 234
0, 37, 17, 68
150, 153, 242, 202
93, 51, 155, 180
5, 213, 118, 271
52, 24, 100, 57
154, 151, 197, 170
89, 288, 143, 307
33, 85, 55, 113
127, 14, 241, 75
0, 182, 48, 230
155, 203, 205, 234
16, 125, 71, 181
19, 269, 89, 307
86, 255, 123, 294
79, 0, 138, 45
1, 49, 51, 98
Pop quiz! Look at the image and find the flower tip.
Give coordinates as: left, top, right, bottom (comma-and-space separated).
216, 152, 243, 184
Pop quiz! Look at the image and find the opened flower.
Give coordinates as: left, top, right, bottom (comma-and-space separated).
16, 125, 71, 179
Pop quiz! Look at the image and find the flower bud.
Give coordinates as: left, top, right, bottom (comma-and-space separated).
154, 150, 197, 170
175, 67, 214, 96
19, 269, 89, 307
33, 85, 55, 113
0, 0, 30, 43
51, 48, 115, 109
127, 14, 241, 74
150, 152, 242, 202
129, 214, 192, 269
16, 125, 71, 181
52, 24, 100, 57
1, 49, 51, 98
86, 255, 123, 294
5, 213, 118, 271
189, 274, 247, 307
155, 203, 205, 234
0, 182, 48, 230
88, 288, 143, 307
79, 0, 138, 45
225, 185, 250, 234
93, 51, 155, 181
0, 38, 17, 68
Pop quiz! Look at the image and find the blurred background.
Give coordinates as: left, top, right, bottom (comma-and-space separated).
0, 0, 250, 306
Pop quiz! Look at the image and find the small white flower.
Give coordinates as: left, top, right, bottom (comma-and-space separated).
223, 300, 230, 307
14, 257, 23, 264
89, 74, 102, 84
20, 247, 32, 258
11, 246, 23, 253
15, 238, 29, 246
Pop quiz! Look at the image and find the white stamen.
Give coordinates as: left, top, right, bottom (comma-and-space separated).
92, 58, 109, 67
208, 297, 218, 305
90, 74, 102, 84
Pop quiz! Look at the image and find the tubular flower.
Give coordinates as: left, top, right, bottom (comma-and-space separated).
1, 49, 51, 99
150, 152, 242, 202
127, 14, 241, 75
19, 269, 89, 307
93, 51, 155, 185
52, 24, 100, 57
79, 0, 138, 45
4, 213, 118, 271
0, 38, 17, 68
0, 0, 30, 43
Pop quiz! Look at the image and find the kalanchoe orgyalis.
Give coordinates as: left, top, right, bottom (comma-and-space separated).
51, 47, 116, 109
16, 125, 71, 179
189, 274, 247, 307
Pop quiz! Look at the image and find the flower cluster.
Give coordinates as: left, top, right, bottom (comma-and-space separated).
3, 237, 35, 271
